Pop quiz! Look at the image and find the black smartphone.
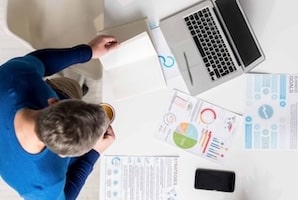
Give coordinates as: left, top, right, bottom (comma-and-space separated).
194, 168, 235, 192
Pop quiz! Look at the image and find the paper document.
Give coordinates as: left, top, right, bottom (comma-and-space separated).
100, 32, 166, 101
100, 155, 178, 200
155, 90, 241, 163
245, 73, 298, 149
150, 27, 180, 81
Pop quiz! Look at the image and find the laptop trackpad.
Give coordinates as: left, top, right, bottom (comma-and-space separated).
173, 40, 216, 95
173, 40, 202, 71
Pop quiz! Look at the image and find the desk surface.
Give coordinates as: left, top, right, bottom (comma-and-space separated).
102, 0, 298, 199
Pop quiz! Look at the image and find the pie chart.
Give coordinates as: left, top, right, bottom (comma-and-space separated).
173, 122, 198, 149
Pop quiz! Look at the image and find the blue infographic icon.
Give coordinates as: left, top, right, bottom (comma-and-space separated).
258, 104, 274, 119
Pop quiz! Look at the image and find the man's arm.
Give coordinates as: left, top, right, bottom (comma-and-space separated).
64, 150, 100, 200
28, 44, 92, 76
28, 35, 119, 76
64, 125, 116, 200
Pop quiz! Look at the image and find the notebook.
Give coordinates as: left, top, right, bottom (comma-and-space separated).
99, 26, 166, 101
159, 0, 265, 95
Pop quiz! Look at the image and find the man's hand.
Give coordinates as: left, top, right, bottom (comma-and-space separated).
93, 125, 116, 154
88, 35, 119, 59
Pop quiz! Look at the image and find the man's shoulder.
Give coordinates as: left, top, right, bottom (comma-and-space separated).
0, 55, 44, 76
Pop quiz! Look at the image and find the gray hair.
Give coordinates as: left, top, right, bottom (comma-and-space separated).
35, 99, 110, 156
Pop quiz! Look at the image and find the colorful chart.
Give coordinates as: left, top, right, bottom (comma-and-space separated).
173, 122, 198, 149
163, 113, 176, 125
199, 108, 216, 124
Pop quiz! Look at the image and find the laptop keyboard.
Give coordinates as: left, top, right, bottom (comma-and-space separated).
184, 7, 237, 81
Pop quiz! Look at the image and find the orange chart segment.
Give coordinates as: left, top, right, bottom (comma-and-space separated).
173, 123, 198, 149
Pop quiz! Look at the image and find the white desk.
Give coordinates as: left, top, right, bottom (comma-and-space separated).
102, 0, 298, 199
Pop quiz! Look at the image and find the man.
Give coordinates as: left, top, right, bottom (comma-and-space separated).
0, 35, 119, 199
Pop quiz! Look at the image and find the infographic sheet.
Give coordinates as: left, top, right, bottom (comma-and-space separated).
244, 73, 298, 149
155, 90, 241, 163
100, 155, 178, 200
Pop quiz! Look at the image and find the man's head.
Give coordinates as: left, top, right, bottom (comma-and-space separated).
35, 99, 110, 156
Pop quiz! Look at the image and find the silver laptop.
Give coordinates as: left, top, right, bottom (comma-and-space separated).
160, 0, 265, 95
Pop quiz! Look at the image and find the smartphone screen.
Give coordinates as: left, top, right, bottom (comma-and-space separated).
194, 168, 235, 192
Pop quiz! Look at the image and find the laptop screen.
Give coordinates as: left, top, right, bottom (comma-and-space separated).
215, 0, 263, 68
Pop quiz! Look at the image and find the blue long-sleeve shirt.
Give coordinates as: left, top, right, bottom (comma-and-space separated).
0, 45, 100, 200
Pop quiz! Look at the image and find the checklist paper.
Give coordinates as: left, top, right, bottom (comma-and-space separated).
100, 155, 178, 200
244, 73, 298, 149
